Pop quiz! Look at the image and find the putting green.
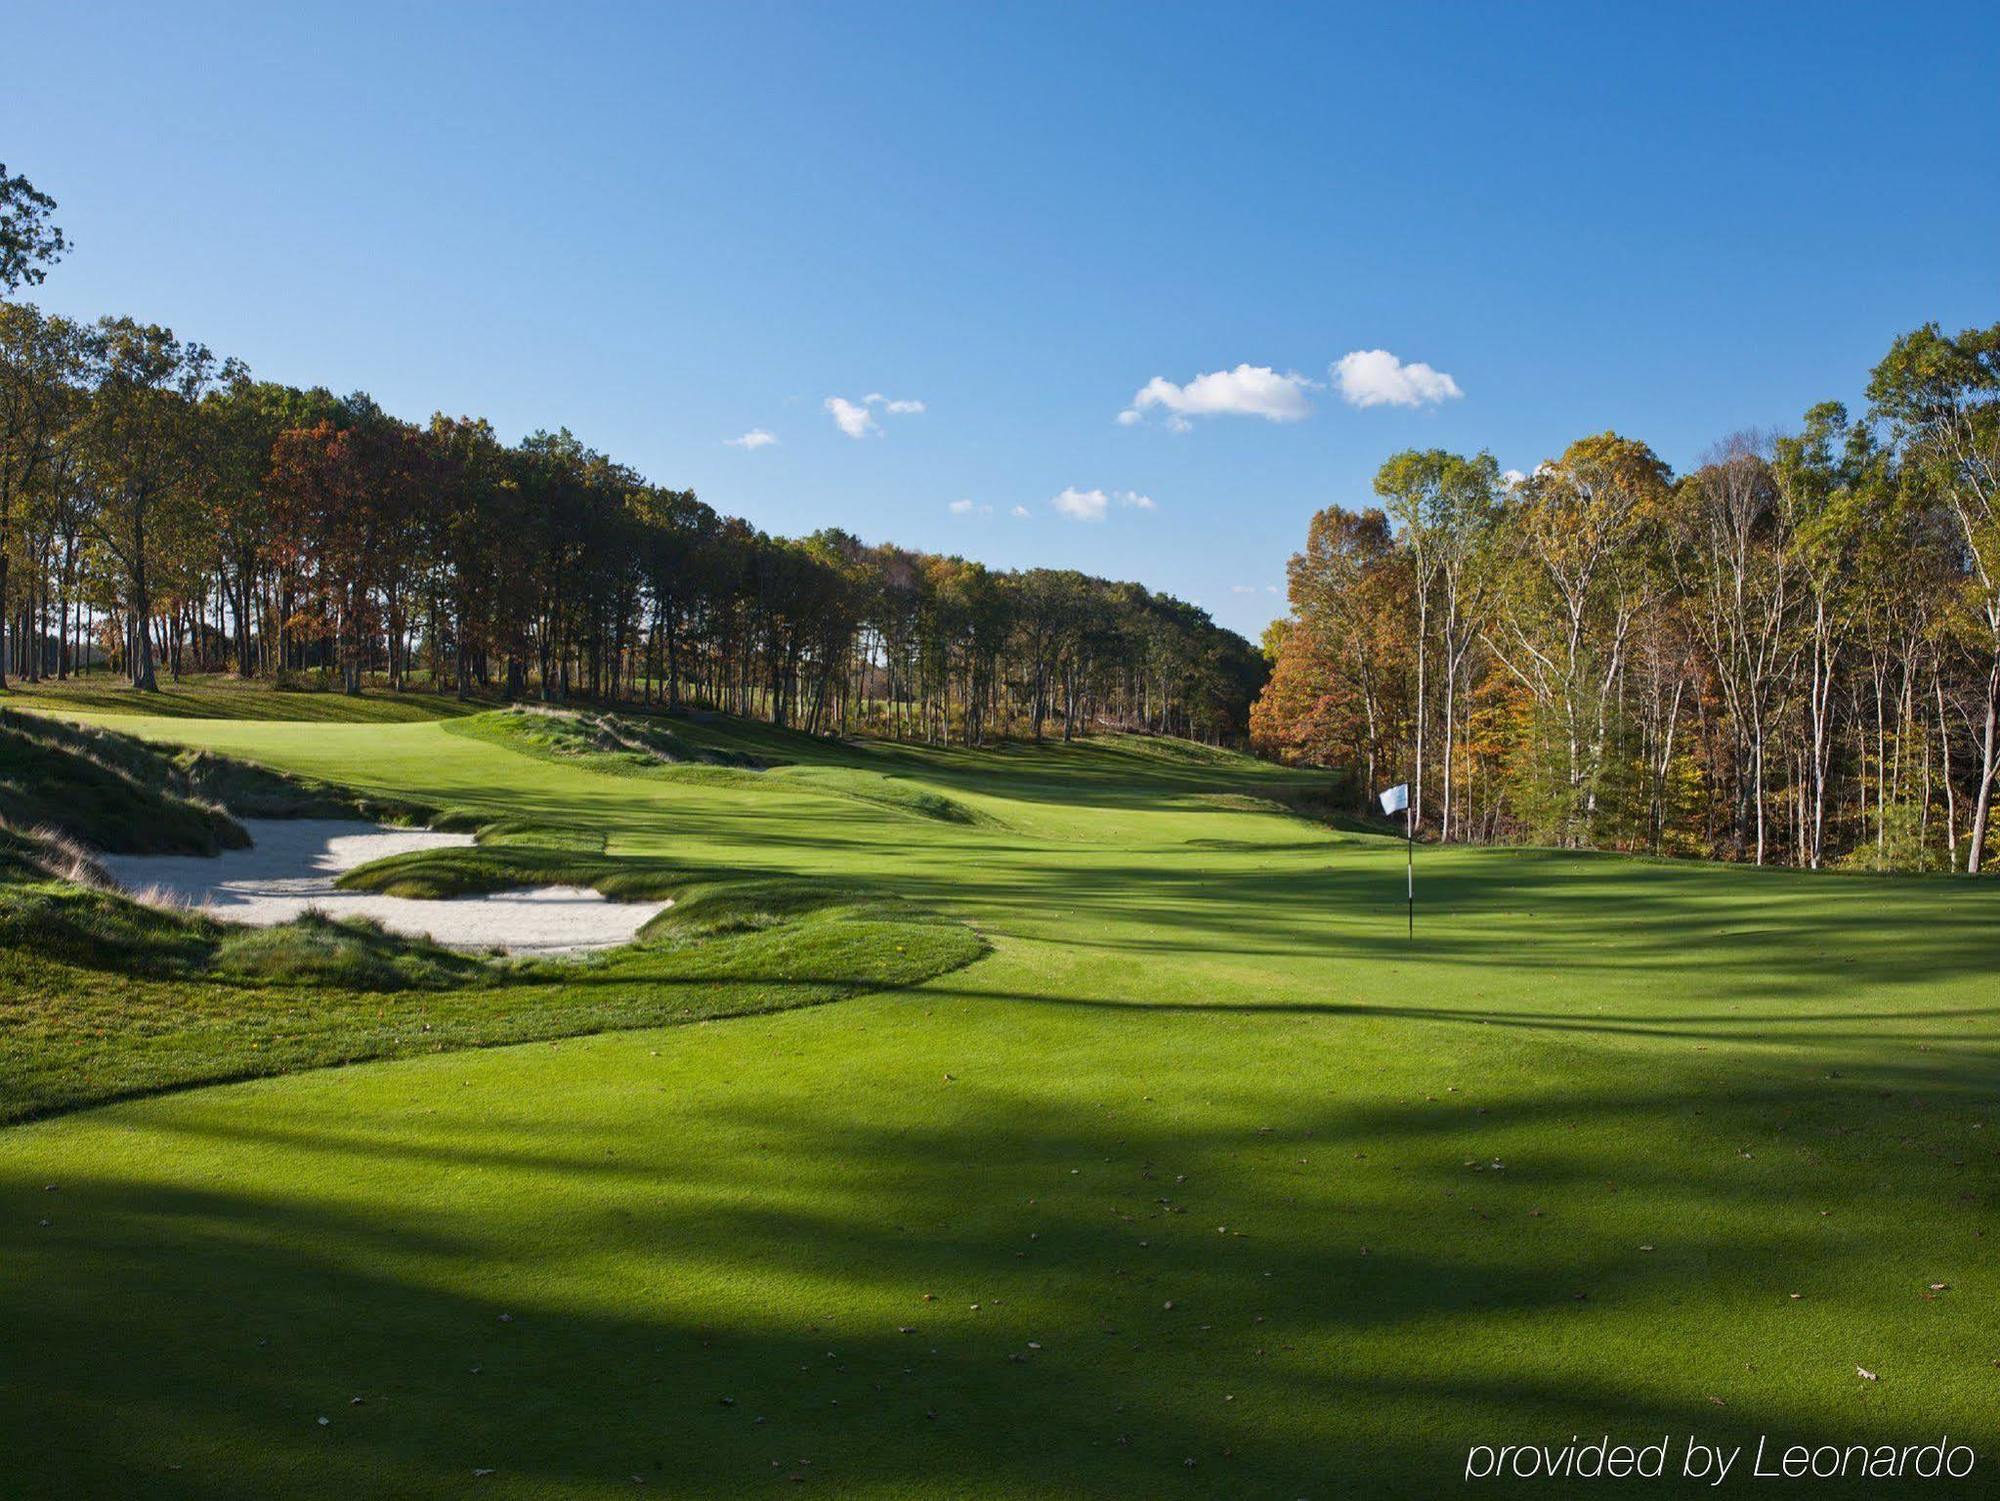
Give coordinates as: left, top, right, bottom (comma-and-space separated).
3, 711, 1995, 1498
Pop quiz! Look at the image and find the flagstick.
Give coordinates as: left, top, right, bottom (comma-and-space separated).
1405, 799, 1414, 940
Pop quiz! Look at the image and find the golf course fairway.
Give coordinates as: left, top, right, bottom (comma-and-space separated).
3, 705, 1995, 1498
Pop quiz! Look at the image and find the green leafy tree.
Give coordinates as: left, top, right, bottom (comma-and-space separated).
0, 165, 69, 295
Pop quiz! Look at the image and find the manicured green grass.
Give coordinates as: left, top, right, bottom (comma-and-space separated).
2, 701, 1997, 1498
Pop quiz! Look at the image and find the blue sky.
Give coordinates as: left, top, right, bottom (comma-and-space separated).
9, 1, 1997, 638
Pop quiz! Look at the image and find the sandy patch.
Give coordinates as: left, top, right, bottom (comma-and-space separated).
99, 818, 668, 955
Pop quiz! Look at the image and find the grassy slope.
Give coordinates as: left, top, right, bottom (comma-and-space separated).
0, 675, 484, 722
2, 697, 1996, 1498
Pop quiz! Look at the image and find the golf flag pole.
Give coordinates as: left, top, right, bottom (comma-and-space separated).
1378, 782, 1413, 938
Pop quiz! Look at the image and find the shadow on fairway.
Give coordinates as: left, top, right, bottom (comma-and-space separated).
2, 1064, 1979, 1500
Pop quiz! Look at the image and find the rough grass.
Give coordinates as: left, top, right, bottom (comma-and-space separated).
208, 911, 489, 992
0, 708, 248, 854
0, 707, 432, 854
0, 829, 487, 993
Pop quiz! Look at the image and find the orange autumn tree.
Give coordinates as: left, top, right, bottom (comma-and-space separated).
1251, 505, 1412, 808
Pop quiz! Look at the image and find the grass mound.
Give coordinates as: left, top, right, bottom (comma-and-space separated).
1096, 731, 1269, 769
174, 749, 432, 824
209, 910, 488, 991
0, 708, 247, 854
0, 708, 433, 854
334, 831, 920, 937
0, 825, 479, 991
0, 828, 219, 974
453, 706, 766, 771
766, 764, 987, 824
452, 707, 989, 823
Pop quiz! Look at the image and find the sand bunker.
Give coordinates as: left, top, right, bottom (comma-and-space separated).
99, 819, 668, 955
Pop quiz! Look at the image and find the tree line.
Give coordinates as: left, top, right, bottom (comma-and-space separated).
0, 173, 1263, 745
1253, 322, 2000, 873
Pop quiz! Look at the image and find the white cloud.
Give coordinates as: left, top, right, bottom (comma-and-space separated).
1501, 467, 1527, 488
1230, 584, 1259, 595
1051, 487, 1156, 522
827, 392, 926, 437
1331, 349, 1463, 409
725, 428, 778, 450
825, 397, 877, 439
1010, 505, 1031, 519
1120, 363, 1316, 427
948, 498, 992, 517
1052, 487, 1109, 523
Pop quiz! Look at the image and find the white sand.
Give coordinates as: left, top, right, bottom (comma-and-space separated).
98, 819, 668, 956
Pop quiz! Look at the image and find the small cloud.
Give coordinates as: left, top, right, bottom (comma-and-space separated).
1331, 349, 1463, 409
1501, 467, 1527, 488
948, 498, 992, 517
825, 397, 878, 439
1052, 487, 1109, 523
828, 393, 925, 437
1051, 487, 1155, 522
725, 428, 778, 450
1230, 584, 1259, 595
1121, 363, 1316, 427
1010, 504, 1031, 519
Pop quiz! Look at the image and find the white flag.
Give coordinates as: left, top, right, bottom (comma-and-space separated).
1378, 783, 1409, 815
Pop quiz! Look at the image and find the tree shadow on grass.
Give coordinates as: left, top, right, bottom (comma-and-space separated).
2, 1066, 1985, 1499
